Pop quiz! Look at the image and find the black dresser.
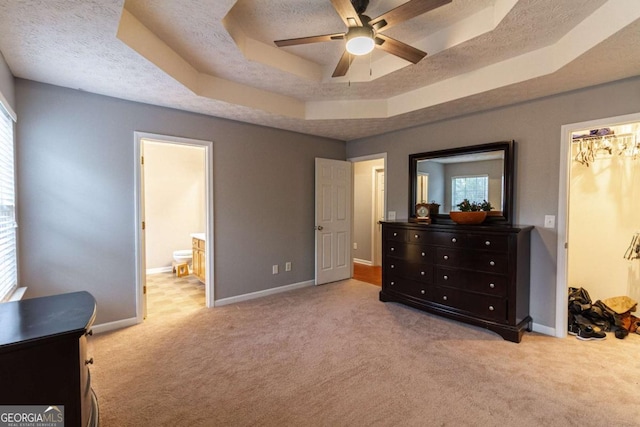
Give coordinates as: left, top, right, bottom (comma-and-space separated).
380, 222, 533, 342
0, 291, 99, 426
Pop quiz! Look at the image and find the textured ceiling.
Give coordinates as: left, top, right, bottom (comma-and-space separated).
0, 0, 639, 141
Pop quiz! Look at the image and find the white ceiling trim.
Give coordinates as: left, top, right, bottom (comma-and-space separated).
308, 0, 640, 120
117, 7, 306, 119
222, 13, 323, 83
113, 0, 639, 124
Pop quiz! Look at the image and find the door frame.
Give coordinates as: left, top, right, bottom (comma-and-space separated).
348, 153, 388, 270
556, 111, 640, 337
134, 131, 215, 323
372, 167, 385, 266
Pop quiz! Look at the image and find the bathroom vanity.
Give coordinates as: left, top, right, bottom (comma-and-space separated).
0, 291, 99, 426
192, 234, 205, 282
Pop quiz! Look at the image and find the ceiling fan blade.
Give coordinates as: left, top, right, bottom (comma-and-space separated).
375, 34, 426, 64
370, 0, 451, 31
330, 0, 363, 27
275, 33, 345, 47
332, 50, 355, 77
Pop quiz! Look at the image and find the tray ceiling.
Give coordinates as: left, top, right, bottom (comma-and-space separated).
0, 0, 639, 141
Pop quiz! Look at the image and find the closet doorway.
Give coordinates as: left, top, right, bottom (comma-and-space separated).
134, 132, 214, 322
556, 112, 640, 337
350, 154, 387, 286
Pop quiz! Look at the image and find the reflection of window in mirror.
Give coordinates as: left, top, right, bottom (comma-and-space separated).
451, 175, 488, 210
417, 174, 429, 203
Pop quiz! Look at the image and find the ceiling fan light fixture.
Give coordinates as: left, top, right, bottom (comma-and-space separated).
345, 26, 375, 55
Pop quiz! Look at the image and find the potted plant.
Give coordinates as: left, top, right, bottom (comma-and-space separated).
450, 199, 493, 224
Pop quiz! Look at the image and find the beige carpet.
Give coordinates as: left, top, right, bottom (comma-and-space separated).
90, 279, 640, 426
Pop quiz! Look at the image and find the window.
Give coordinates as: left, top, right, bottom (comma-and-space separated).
417, 173, 429, 203
451, 175, 488, 210
0, 100, 17, 302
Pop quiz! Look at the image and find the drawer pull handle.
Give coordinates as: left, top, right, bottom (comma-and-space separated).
489, 261, 495, 266
489, 306, 495, 311
391, 264, 395, 269
390, 247, 395, 251
443, 295, 448, 301
489, 283, 495, 289
393, 232, 397, 236
421, 252, 426, 257
443, 275, 448, 280
485, 241, 491, 246
443, 255, 449, 260
85, 358, 94, 365
414, 234, 420, 239
421, 271, 425, 276
390, 281, 395, 286
421, 290, 426, 294
451, 238, 457, 243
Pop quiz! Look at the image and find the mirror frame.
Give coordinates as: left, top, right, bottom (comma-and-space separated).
409, 140, 515, 225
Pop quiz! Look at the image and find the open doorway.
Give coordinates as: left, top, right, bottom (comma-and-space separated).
350, 154, 387, 286
134, 132, 214, 322
557, 112, 640, 338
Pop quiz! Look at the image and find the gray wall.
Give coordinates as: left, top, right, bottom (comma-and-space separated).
346, 76, 640, 329
15, 79, 345, 324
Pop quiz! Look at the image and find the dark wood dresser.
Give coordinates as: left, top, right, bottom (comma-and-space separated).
380, 222, 533, 342
0, 291, 99, 426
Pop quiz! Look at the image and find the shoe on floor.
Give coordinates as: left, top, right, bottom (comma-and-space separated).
576, 325, 606, 341
568, 323, 580, 336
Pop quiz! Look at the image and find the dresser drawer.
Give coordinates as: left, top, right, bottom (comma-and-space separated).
435, 267, 507, 296
407, 229, 432, 244
384, 259, 433, 283
431, 232, 467, 247
435, 247, 508, 274
467, 252, 508, 274
428, 286, 507, 322
384, 228, 406, 242
467, 234, 508, 252
383, 275, 432, 301
435, 247, 465, 266
404, 245, 434, 265
386, 242, 409, 258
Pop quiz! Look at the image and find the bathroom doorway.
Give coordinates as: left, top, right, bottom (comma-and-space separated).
557, 112, 640, 337
350, 153, 387, 286
134, 132, 214, 321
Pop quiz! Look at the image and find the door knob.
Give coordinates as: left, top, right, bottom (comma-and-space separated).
315, 225, 323, 231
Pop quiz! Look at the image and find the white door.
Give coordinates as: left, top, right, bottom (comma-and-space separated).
373, 168, 385, 266
315, 158, 352, 285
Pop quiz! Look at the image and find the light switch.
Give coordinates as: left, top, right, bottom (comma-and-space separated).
388, 211, 396, 220
544, 215, 555, 229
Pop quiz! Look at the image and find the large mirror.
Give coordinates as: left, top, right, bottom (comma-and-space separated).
409, 141, 515, 224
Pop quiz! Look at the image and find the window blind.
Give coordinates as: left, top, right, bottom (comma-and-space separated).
0, 103, 17, 302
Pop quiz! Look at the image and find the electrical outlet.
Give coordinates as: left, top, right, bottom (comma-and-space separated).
272, 265, 278, 274
544, 215, 555, 229
285, 262, 291, 271
388, 211, 396, 220
353, 242, 358, 250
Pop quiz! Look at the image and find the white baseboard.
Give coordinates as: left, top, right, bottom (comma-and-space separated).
353, 258, 373, 266
92, 317, 139, 334
146, 266, 173, 275
215, 280, 314, 307
531, 322, 556, 337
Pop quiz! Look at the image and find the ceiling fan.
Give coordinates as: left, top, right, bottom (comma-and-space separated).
274, 0, 452, 78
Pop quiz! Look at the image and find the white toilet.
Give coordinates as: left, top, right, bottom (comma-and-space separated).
172, 249, 192, 266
